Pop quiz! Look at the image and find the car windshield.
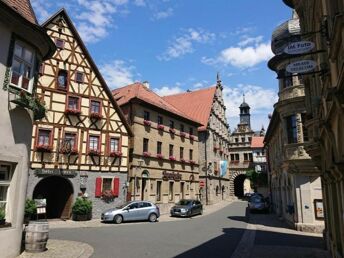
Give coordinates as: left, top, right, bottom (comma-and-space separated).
250, 196, 263, 203
177, 200, 192, 205
116, 202, 133, 209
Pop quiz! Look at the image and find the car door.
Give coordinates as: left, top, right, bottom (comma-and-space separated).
124, 202, 139, 221
137, 202, 152, 220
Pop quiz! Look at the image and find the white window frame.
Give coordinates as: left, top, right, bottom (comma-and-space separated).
0, 163, 13, 217
10, 41, 36, 93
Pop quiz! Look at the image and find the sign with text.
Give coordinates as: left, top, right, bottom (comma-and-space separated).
34, 168, 77, 177
162, 171, 182, 181
284, 41, 315, 55
286, 60, 317, 74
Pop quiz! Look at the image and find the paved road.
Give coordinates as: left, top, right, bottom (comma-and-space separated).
51, 201, 248, 258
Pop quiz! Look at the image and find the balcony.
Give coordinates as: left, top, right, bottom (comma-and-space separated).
279, 85, 305, 102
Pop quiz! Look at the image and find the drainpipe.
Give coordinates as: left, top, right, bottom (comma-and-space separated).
205, 131, 209, 205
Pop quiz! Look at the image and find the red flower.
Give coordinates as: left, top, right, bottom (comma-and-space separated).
156, 154, 164, 159
143, 151, 151, 157
180, 158, 187, 163
65, 109, 81, 115
189, 135, 195, 140
157, 124, 164, 130
110, 151, 122, 157
90, 112, 103, 120
88, 149, 100, 156
169, 128, 176, 134
169, 156, 176, 161
35, 144, 52, 152
143, 120, 151, 126
180, 132, 186, 137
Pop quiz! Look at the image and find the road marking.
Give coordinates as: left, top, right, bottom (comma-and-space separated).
231, 223, 256, 258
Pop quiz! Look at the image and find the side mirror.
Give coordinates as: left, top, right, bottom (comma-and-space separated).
123, 207, 129, 211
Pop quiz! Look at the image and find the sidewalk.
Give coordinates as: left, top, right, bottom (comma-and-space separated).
19, 199, 233, 258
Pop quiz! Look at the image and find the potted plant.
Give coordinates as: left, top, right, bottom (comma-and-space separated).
0, 208, 5, 225
72, 197, 92, 221
24, 199, 37, 223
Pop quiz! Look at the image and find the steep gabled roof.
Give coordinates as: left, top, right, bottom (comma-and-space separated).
251, 136, 264, 148
42, 9, 133, 136
163, 86, 217, 131
1, 0, 38, 24
112, 83, 202, 126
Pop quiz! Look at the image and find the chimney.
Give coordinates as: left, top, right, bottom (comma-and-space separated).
142, 81, 150, 88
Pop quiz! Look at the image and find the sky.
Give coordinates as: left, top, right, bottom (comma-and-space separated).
32, 0, 292, 131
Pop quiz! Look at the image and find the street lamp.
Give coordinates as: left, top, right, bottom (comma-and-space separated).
134, 159, 144, 201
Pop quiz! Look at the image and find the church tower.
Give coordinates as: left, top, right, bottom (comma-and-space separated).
239, 94, 251, 129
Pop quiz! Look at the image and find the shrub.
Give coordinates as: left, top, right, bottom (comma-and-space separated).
25, 199, 37, 218
72, 198, 92, 215
0, 208, 5, 221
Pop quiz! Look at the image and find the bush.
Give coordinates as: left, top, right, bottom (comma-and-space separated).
72, 198, 92, 215
0, 208, 5, 221
25, 199, 37, 218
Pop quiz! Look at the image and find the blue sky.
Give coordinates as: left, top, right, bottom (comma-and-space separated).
32, 0, 292, 131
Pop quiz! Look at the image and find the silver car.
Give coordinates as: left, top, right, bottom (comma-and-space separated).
101, 201, 160, 224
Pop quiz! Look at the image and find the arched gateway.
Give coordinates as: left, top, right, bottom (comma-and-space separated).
229, 171, 247, 198
33, 176, 74, 219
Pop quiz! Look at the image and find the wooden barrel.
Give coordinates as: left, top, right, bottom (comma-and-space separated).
25, 221, 49, 253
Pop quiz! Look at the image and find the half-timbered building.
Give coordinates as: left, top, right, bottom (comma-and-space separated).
26, 9, 133, 219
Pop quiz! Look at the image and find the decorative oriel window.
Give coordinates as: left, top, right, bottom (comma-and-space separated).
88, 135, 100, 155
57, 69, 68, 90
10, 41, 35, 93
75, 71, 84, 83
36, 129, 53, 152
286, 115, 298, 144
55, 38, 65, 49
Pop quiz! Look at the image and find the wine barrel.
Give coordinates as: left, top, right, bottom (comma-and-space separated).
25, 221, 49, 253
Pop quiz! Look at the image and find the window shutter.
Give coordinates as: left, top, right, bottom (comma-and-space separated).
95, 177, 102, 197
113, 178, 120, 197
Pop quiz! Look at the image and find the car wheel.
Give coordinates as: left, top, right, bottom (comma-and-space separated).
148, 213, 157, 222
114, 215, 123, 224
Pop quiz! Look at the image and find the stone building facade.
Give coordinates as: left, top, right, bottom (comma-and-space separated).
27, 9, 132, 219
113, 82, 201, 213
0, 0, 55, 257
282, 0, 344, 256
266, 11, 324, 233
163, 75, 231, 205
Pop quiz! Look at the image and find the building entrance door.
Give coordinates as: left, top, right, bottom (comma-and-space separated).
33, 176, 74, 219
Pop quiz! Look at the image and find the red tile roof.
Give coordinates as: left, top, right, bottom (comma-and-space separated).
1, 0, 38, 24
112, 83, 201, 125
163, 87, 217, 131
251, 136, 264, 148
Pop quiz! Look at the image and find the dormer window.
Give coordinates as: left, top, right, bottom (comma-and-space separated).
55, 38, 65, 49
57, 69, 68, 90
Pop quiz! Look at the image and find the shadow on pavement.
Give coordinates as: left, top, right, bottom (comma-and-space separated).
227, 206, 249, 223
174, 228, 327, 258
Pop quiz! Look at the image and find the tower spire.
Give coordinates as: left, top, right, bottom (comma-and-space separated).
216, 72, 223, 90
243, 93, 245, 103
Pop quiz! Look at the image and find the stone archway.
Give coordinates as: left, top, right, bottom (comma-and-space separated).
33, 176, 74, 219
229, 171, 247, 197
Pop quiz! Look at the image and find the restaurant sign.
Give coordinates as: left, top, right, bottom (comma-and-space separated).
286, 60, 317, 74
162, 171, 182, 181
284, 41, 315, 55
34, 168, 77, 177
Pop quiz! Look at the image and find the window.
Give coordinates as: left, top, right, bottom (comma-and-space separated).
189, 127, 193, 136
169, 120, 174, 129
0, 163, 13, 214
169, 182, 174, 201
286, 115, 298, 143
110, 138, 120, 153
39, 63, 45, 75
157, 142, 162, 154
55, 38, 65, 49
143, 138, 149, 152
67, 96, 79, 111
64, 132, 77, 150
75, 71, 84, 83
301, 113, 308, 142
90, 100, 101, 114
10, 41, 35, 92
189, 149, 193, 160
235, 138, 239, 143
249, 153, 253, 161
156, 181, 162, 201
57, 69, 68, 90
102, 178, 112, 191
230, 154, 235, 161
235, 154, 239, 161
95, 177, 120, 197
144, 111, 150, 121
180, 124, 184, 133
244, 153, 248, 161
241, 137, 245, 142
180, 147, 184, 159
37, 129, 51, 146
89, 135, 100, 152
169, 144, 174, 157
157, 115, 163, 125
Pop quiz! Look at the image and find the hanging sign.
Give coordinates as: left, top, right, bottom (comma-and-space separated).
286, 60, 317, 74
284, 41, 315, 55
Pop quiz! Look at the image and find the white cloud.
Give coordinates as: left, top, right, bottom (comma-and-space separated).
153, 7, 173, 20
238, 35, 263, 47
31, 0, 52, 22
134, 0, 146, 6
222, 84, 277, 130
153, 86, 183, 96
158, 28, 216, 61
100, 59, 138, 89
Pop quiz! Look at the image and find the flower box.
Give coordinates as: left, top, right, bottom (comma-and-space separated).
169, 156, 176, 161
110, 151, 122, 157
189, 160, 196, 165
156, 154, 164, 159
169, 128, 176, 134
180, 132, 186, 138
157, 124, 164, 130
60, 148, 78, 155
189, 135, 195, 140
35, 145, 52, 152
101, 190, 114, 203
88, 149, 100, 156
65, 109, 81, 115
143, 151, 151, 157
180, 158, 187, 163
143, 120, 151, 126
90, 112, 103, 120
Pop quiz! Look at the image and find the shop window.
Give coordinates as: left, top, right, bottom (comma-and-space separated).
169, 182, 174, 201
57, 69, 68, 90
55, 38, 65, 49
10, 41, 35, 93
286, 115, 298, 143
75, 71, 84, 83
156, 181, 162, 201
95, 177, 120, 197
0, 164, 13, 215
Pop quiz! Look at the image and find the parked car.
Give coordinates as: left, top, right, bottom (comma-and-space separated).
170, 199, 203, 217
248, 195, 269, 213
101, 201, 160, 224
